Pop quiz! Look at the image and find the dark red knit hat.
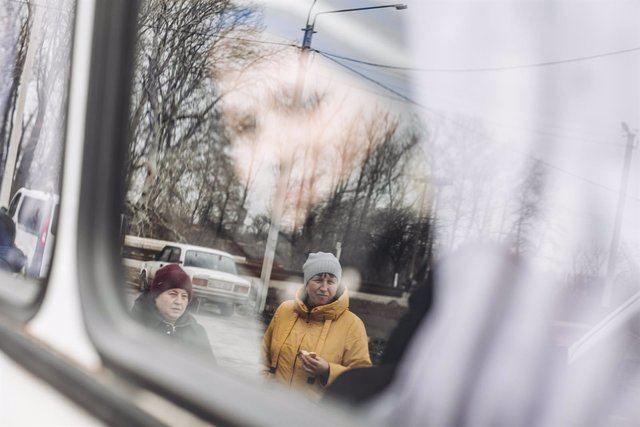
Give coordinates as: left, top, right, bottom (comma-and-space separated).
150, 264, 193, 300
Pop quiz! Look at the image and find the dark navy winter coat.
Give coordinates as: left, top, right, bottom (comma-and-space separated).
131, 292, 216, 363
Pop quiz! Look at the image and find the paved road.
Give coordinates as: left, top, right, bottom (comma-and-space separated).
124, 287, 264, 379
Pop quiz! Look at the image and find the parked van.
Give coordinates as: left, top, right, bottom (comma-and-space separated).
6, 188, 59, 279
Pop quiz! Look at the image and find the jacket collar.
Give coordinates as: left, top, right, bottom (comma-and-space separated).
294, 287, 349, 320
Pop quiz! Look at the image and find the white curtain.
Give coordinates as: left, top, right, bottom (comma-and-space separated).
373, 1, 640, 425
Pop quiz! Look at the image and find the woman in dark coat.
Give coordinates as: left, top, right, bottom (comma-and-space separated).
131, 264, 215, 362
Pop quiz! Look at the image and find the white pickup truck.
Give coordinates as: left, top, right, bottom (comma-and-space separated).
139, 243, 252, 316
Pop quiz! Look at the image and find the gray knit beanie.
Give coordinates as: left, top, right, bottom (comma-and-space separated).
303, 252, 342, 285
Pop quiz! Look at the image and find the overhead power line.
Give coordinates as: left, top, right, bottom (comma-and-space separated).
317, 45, 640, 73
140, 19, 640, 204
316, 51, 631, 192
316, 51, 632, 198
317, 51, 625, 148
316, 50, 421, 106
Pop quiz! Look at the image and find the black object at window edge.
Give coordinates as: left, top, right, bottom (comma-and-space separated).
76, 1, 356, 426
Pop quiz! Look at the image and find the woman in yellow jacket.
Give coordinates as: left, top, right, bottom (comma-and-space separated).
262, 252, 372, 400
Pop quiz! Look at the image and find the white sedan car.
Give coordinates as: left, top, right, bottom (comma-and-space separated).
139, 243, 251, 316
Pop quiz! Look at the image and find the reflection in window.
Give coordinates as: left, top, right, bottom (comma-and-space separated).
0, 0, 75, 303
122, 0, 424, 400
110, 0, 640, 423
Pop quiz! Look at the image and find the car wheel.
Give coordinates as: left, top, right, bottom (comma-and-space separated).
218, 303, 234, 317
138, 271, 149, 292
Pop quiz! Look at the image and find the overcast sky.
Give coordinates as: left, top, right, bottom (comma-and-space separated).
260, 1, 640, 141
249, 1, 640, 270
410, 1, 640, 271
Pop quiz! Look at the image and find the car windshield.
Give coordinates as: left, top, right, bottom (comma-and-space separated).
184, 250, 237, 275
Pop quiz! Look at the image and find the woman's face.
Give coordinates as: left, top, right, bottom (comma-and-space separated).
155, 288, 189, 322
306, 273, 339, 307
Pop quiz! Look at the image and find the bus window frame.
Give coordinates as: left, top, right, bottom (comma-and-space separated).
76, 1, 357, 425
0, 1, 169, 425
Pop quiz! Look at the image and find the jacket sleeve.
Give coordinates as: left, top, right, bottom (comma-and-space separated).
326, 316, 372, 386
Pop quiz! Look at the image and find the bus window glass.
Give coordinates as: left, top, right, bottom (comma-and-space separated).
113, 0, 640, 423
120, 0, 426, 401
0, 0, 75, 304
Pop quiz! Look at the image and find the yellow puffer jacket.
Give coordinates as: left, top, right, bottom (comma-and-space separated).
262, 288, 371, 400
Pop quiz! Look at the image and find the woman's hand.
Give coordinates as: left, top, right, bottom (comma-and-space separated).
300, 352, 329, 379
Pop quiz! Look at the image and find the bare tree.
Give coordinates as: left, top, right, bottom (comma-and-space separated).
510, 160, 547, 256
0, 5, 30, 178
126, 0, 263, 238
12, 4, 74, 194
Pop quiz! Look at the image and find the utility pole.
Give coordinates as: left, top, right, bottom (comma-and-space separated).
0, 6, 44, 207
256, 2, 407, 313
257, 162, 289, 313
602, 122, 636, 307
256, 5, 316, 314
290, 28, 312, 110
409, 178, 429, 280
